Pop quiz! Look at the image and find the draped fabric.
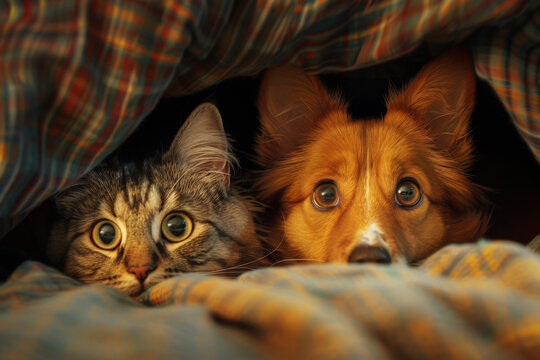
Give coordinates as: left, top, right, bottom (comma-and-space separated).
1, 241, 539, 359
0, 0, 539, 236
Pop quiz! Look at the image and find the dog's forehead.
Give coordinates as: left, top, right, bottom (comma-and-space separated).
306, 121, 404, 170
299, 120, 435, 194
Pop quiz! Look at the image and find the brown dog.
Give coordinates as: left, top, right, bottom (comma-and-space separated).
254, 48, 489, 265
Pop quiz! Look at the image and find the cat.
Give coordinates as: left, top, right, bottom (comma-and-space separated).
254, 48, 489, 265
47, 103, 262, 296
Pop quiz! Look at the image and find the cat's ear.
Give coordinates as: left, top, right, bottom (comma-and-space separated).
386, 47, 476, 163
256, 66, 346, 167
166, 103, 233, 186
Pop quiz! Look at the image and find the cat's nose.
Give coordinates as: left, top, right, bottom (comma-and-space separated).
348, 244, 391, 264
128, 264, 156, 282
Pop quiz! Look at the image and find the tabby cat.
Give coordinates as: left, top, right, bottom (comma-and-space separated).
47, 103, 262, 296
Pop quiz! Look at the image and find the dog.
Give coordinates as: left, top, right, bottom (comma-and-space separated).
254, 48, 489, 265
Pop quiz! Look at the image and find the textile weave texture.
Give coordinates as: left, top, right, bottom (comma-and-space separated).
0, 0, 539, 235
1, 240, 539, 359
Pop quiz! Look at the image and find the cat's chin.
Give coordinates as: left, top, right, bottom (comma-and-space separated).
126, 277, 164, 297
122, 282, 146, 298
129, 288, 144, 298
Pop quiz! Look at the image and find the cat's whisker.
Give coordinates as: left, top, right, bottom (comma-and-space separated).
208, 270, 252, 276
188, 268, 250, 277
49, 103, 267, 296
203, 266, 257, 275
197, 222, 289, 277
252, 212, 323, 266
76, 277, 121, 284
206, 230, 288, 276
199, 268, 248, 276
270, 258, 324, 266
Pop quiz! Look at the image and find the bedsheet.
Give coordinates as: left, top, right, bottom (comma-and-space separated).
1, 0, 539, 236
1, 240, 539, 359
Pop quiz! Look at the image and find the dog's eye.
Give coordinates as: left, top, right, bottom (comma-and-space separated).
395, 178, 422, 208
312, 181, 339, 211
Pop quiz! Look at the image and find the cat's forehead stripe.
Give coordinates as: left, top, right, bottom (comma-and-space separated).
113, 181, 162, 214
147, 185, 162, 211
123, 180, 151, 210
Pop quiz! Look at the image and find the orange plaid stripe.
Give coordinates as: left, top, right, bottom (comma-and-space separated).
0, 0, 538, 236
2, 241, 539, 358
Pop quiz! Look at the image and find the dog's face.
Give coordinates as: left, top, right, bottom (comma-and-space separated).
255, 49, 489, 264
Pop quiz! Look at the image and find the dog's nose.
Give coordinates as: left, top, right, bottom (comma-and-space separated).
348, 244, 391, 264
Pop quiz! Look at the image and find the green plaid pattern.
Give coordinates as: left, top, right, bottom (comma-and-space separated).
1, 241, 539, 359
0, 0, 538, 235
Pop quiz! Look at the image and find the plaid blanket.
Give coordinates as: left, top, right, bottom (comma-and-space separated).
0, 0, 539, 236
1, 240, 539, 359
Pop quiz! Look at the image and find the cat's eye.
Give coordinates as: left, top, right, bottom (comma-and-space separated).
395, 178, 422, 208
162, 212, 193, 243
92, 220, 122, 250
312, 180, 339, 211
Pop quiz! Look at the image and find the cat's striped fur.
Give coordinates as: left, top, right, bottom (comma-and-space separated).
47, 103, 262, 296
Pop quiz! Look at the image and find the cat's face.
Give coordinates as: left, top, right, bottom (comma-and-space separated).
47, 103, 260, 296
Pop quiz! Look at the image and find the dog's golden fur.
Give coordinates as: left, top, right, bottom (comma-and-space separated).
255, 48, 489, 264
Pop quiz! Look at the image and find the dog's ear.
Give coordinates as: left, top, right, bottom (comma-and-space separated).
386, 47, 476, 164
256, 67, 345, 167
